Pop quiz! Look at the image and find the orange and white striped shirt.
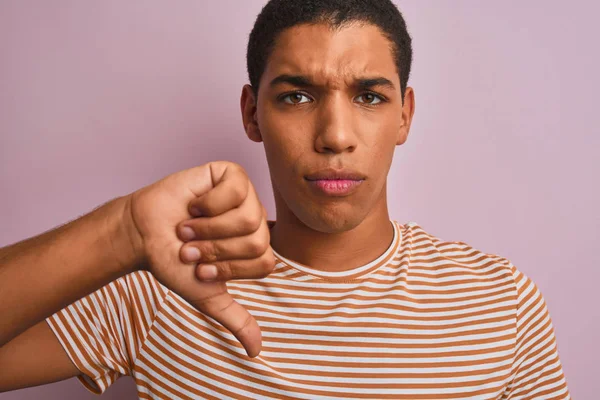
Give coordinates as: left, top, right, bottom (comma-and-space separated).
47, 221, 570, 399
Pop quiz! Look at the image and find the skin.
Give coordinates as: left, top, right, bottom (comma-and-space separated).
0, 162, 272, 390
0, 20, 415, 392
241, 22, 415, 272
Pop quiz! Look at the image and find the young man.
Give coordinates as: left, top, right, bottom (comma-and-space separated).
0, 0, 570, 399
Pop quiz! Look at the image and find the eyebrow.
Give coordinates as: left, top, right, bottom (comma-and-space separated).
357, 77, 396, 91
269, 74, 396, 91
269, 74, 313, 88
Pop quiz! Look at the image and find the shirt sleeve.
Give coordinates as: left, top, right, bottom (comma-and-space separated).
504, 266, 571, 399
46, 270, 168, 394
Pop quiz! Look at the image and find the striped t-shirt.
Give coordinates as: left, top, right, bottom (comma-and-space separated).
47, 221, 570, 399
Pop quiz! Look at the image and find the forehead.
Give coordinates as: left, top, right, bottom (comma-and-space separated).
262, 22, 399, 87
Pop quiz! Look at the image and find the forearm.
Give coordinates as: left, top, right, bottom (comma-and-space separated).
0, 195, 143, 347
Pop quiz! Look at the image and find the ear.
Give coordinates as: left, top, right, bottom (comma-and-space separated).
240, 84, 262, 143
396, 86, 415, 146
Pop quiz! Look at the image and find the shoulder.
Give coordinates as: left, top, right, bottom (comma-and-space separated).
397, 221, 522, 289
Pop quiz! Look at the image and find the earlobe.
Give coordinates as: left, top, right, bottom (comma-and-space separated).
396, 131, 408, 146
247, 118, 263, 143
241, 84, 263, 143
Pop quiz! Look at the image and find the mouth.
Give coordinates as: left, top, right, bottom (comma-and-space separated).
304, 168, 366, 196
305, 167, 366, 181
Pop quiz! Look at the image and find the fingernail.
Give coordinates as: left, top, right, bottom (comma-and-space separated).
190, 207, 202, 217
180, 226, 195, 241
182, 247, 200, 262
198, 264, 218, 281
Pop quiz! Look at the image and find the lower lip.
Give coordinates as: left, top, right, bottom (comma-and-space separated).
306, 179, 364, 196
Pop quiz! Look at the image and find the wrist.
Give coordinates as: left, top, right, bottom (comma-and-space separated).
104, 194, 146, 274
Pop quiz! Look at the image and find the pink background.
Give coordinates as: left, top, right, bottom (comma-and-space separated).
1, 1, 598, 398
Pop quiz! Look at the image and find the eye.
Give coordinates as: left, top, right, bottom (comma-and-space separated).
355, 92, 384, 105
282, 93, 312, 104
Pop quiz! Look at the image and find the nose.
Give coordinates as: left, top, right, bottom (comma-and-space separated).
314, 92, 358, 154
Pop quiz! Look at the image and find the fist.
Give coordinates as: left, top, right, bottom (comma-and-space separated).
127, 161, 275, 357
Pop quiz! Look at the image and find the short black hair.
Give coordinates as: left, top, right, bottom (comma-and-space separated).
246, 0, 413, 100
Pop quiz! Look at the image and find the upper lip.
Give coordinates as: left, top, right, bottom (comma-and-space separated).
305, 168, 366, 181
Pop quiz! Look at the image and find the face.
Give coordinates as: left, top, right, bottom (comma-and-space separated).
241, 22, 415, 233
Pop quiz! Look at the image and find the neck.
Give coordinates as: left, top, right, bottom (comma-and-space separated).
269, 192, 394, 273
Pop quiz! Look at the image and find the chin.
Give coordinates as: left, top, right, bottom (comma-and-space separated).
293, 202, 365, 234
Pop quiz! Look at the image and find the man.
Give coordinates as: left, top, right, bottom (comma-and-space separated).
0, 0, 570, 398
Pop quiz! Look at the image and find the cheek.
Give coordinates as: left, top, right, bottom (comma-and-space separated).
361, 123, 398, 161
261, 115, 311, 167
263, 132, 304, 171
261, 130, 306, 187
360, 137, 397, 192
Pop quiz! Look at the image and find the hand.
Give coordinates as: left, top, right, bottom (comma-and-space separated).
126, 161, 275, 357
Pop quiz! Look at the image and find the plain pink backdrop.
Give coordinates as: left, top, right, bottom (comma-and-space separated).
1, 1, 597, 398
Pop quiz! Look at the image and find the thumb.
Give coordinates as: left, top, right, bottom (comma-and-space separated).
189, 283, 262, 358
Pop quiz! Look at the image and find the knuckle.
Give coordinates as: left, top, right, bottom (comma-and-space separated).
233, 314, 254, 336
201, 241, 221, 263
219, 297, 237, 314
247, 235, 267, 256
260, 251, 276, 276
238, 214, 252, 232
241, 212, 261, 232
191, 286, 226, 310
